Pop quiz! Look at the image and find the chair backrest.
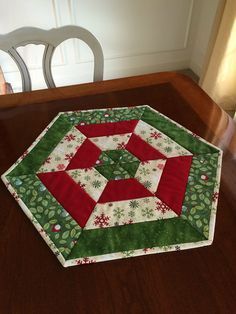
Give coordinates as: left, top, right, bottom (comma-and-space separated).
0, 25, 104, 92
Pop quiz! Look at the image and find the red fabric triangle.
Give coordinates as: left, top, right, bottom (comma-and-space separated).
76, 120, 139, 137
37, 171, 96, 227
125, 133, 166, 161
66, 139, 101, 170
98, 178, 153, 203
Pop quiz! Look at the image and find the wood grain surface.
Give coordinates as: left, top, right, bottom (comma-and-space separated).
0, 72, 235, 314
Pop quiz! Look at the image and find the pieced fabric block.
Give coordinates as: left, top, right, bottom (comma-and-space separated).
1, 106, 222, 267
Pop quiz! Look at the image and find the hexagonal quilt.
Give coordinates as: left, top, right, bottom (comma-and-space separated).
1, 105, 222, 267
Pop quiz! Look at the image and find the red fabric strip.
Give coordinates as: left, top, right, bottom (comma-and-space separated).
98, 178, 153, 203
155, 156, 192, 216
76, 120, 139, 137
66, 139, 101, 170
37, 171, 96, 227
125, 133, 166, 161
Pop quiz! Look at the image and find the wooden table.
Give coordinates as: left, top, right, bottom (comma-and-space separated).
0, 72, 235, 314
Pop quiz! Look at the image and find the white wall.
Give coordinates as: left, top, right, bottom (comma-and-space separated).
189, 0, 220, 76
0, 0, 220, 92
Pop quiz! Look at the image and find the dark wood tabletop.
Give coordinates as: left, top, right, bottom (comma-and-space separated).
0, 72, 235, 314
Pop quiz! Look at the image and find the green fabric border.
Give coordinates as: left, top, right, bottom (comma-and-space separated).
66, 106, 146, 125
68, 217, 206, 259
7, 174, 81, 258
181, 152, 219, 237
141, 107, 219, 154
7, 115, 73, 177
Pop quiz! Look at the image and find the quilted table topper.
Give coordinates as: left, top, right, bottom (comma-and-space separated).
2, 105, 222, 267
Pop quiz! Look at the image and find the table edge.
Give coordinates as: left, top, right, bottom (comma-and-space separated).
0, 71, 214, 109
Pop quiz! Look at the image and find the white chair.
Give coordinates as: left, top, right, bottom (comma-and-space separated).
0, 25, 104, 92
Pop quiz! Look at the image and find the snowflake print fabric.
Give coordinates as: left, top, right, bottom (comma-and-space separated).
84, 197, 177, 230
38, 126, 86, 172
1, 105, 222, 267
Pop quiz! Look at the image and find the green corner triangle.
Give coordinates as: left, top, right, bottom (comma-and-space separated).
111, 164, 131, 180
95, 164, 116, 180
105, 150, 123, 162
96, 150, 140, 180
98, 151, 115, 165
119, 150, 139, 163
120, 161, 140, 177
